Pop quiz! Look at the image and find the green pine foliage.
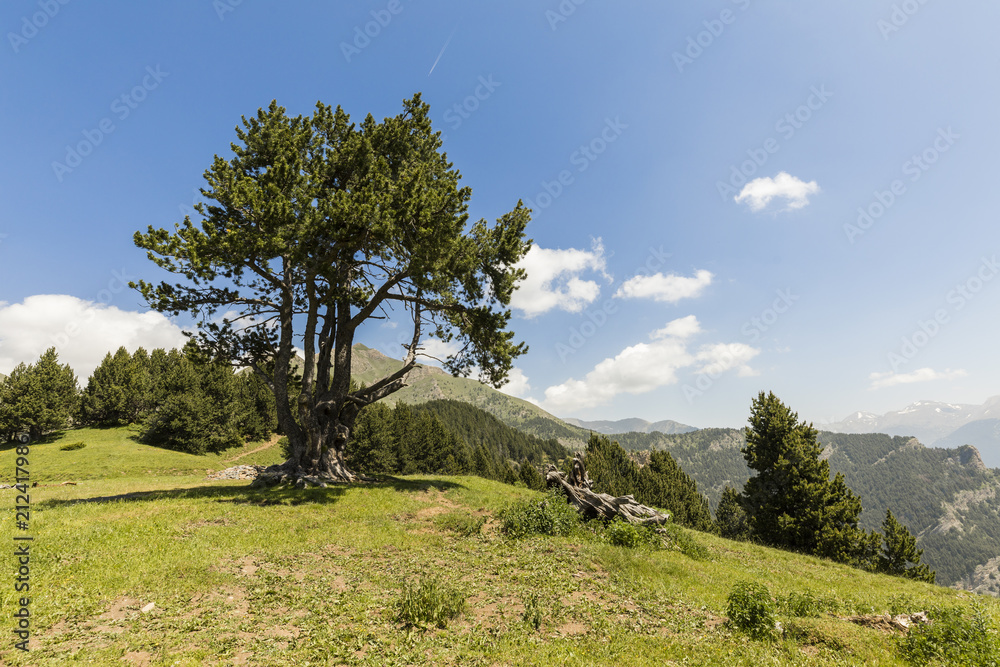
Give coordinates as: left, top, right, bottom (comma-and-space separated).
638, 450, 715, 532
741, 392, 869, 563
78, 347, 151, 426
582, 433, 715, 532
0, 347, 78, 441
879, 509, 935, 583
716, 486, 750, 541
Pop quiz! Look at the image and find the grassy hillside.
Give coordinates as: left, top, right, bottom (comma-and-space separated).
2, 429, 998, 664
350, 344, 591, 447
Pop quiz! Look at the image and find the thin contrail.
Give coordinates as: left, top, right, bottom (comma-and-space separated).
428, 26, 458, 76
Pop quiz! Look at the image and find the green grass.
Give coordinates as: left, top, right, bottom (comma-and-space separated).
0, 428, 996, 665
0, 427, 284, 483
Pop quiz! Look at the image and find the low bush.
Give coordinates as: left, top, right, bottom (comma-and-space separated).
59, 442, 86, 451
659, 522, 710, 561
727, 580, 778, 640
898, 602, 999, 666
602, 518, 662, 550
396, 577, 466, 629
776, 590, 838, 618
497, 490, 581, 539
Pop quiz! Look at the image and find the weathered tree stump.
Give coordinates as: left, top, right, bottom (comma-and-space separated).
546, 457, 671, 526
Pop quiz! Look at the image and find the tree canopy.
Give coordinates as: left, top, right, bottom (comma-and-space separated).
132, 94, 531, 482
0, 348, 78, 441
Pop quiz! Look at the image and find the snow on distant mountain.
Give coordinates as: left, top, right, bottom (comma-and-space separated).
823, 396, 1000, 468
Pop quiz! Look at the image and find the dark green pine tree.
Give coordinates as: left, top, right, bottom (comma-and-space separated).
344, 402, 398, 474
716, 486, 750, 540
879, 509, 935, 583
741, 391, 868, 562
583, 433, 640, 498
518, 460, 546, 491
78, 346, 153, 426
236, 370, 277, 442
0, 348, 78, 440
636, 449, 714, 531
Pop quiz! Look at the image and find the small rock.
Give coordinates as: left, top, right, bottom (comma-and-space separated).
140, 602, 155, 614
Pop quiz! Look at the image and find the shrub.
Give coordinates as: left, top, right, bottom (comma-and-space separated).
396, 577, 466, 629
603, 518, 662, 550
727, 580, 777, 640
899, 603, 999, 666
497, 489, 581, 539
59, 441, 86, 451
776, 590, 837, 618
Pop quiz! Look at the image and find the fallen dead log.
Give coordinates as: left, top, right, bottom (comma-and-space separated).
545, 457, 671, 526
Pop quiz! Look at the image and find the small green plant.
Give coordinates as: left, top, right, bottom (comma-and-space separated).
603, 517, 661, 550
496, 489, 581, 539
727, 580, 777, 640
436, 512, 485, 537
522, 593, 543, 631
396, 577, 466, 629
59, 442, 86, 451
776, 590, 838, 618
898, 603, 999, 666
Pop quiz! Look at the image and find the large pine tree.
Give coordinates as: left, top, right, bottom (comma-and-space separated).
741, 391, 869, 561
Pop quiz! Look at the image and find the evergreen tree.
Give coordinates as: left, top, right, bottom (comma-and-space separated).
583, 433, 640, 497
637, 449, 714, 531
518, 460, 546, 491
716, 486, 750, 540
741, 391, 867, 561
78, 347, 152, 426
0, 348, 78, 440
879, 509, 935, 583
236, 370, 277, 442
345, 402, 398, 474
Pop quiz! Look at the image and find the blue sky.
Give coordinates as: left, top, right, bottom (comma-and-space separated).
1, 1, 998, 428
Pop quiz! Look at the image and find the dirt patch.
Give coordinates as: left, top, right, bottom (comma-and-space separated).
123, 650, 153, 666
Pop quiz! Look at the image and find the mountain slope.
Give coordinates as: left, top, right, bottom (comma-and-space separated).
562, 416, 697, 435
349, 344, 591, 448
617, 428, 1000, 593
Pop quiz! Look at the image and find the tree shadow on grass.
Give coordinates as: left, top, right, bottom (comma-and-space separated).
35, 475, 468, 510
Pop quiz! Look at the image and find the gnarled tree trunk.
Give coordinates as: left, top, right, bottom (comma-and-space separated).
546, 457, 671, 526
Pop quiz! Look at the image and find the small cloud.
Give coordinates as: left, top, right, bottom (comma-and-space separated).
735, 172, 820, 212
496, 367, 532, 399
695, 342, 759, 377
615, 270, 713, 303
868, 367, 967, 390
510, 241, 609, 318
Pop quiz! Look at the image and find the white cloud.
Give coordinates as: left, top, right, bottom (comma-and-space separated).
497, 367, 532, 399
510, 242, 609, 317
540, 316, 759, 413
695, 342, 760, 377
735, 172, 820, 212
615, 269, 713, 303
868, 367, 967, 390
418, 337, 461, 364
0, 295, 188, 381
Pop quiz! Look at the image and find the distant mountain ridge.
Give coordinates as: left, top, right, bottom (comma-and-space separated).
823, 396, 1000, 467
561, 416, 697, 435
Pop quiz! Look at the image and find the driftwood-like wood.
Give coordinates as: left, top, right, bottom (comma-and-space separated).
546, 457, 671, 526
